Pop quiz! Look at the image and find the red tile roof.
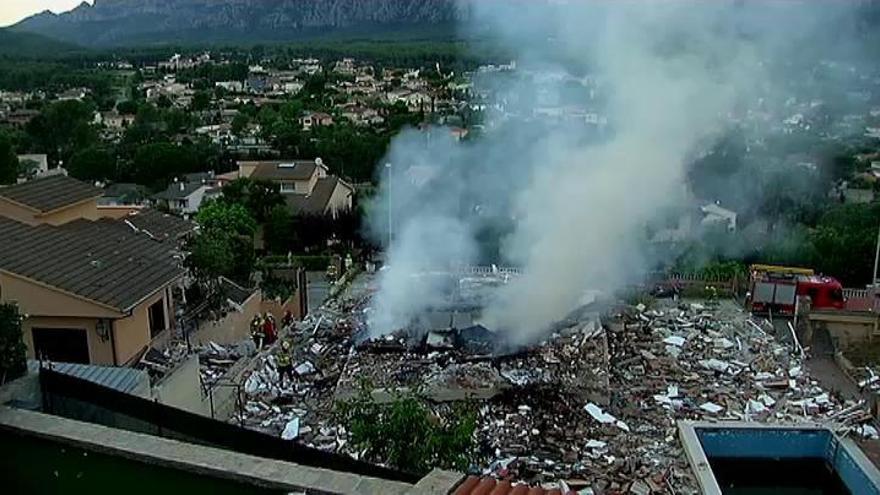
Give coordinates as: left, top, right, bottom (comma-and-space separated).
451, 476, 575, 495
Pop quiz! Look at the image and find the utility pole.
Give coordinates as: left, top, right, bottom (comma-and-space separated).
873, 223, 880, 287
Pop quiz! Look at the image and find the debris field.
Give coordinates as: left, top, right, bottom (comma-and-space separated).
231, 274, 876, 494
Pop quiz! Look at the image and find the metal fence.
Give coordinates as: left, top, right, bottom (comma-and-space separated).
844, 288, 870, 300
39, 367, 420, 483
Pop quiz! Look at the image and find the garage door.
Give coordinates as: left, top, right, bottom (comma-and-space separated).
32, 327, 90, 364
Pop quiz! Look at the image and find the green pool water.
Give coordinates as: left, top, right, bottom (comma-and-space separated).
0, 430, 285, 495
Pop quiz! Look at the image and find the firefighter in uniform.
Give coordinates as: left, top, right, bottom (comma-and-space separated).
251, 315, 264, 350
277, 341, 293, 387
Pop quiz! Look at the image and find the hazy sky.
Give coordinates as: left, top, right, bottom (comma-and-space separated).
0, 0, 91, 27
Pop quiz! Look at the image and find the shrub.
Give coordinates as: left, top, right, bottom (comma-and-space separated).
0, 303, 27, 384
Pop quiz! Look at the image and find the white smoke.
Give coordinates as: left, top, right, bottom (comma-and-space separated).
366, 0, 865, 343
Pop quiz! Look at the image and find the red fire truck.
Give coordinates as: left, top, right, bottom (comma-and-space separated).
748, 264, 845, 314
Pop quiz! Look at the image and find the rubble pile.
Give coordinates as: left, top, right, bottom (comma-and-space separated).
198, 341, 245, 387
565, 299, 873, 493
460, 299, 875, 493
336, 316, 609, 405
851, 365, 880, 394
236, 295, 366, 450
234, 274, 875, 492
137, 340, 189, 381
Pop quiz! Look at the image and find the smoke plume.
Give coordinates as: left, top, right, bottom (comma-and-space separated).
367, 0, 869, 344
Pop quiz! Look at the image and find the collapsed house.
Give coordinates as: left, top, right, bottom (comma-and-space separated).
235, 271, 878, 493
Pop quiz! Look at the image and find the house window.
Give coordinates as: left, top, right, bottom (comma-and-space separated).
280, 182, 296, 193
148, 299, 166, 338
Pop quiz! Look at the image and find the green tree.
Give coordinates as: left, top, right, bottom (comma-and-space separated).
245, 179, 284, 223
265, 205, 295, 254
187, 200, 257, 285
126, 142, 200, 189
231, 113, 250, 136
187, 232, 235, 281
0, 303, 27, 385
116, 100, 138, 115
810, 203, 880, 286
336, 387, 477, 474
192, 90, 212, 111
68, 146, 115, 181
220, 178, 284, 223
196, 199, 257, 237
0, 131, 18, 185
25, 99, 97, 163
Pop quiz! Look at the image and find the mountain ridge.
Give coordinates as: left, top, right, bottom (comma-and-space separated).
0, 28, 83, 58
11, 0, 467, 47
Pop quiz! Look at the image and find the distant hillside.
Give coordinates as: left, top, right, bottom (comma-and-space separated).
0, 29, 83, 58
11, 0, 466, 48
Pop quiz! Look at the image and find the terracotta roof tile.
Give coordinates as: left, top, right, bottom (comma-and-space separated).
452, 476, 480, 495
451, 476, 576, 495
509, 485, 530, 495
489, 480, 513, 495
471, 478, 496, 495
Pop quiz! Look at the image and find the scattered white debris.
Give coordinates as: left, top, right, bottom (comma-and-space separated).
584, 402, 630, 431
700, 358, 730, 373
281, 417, 300, 440
662, 336, 686, 347
585, 439, 607, 449
294, 361, 316, 376
699, 402, 724, 414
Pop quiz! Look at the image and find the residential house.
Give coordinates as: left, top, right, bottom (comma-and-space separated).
16, 154, 49, 180
0, 174, 102, 226
152, 180, 210, 215
0, 216, 185, 365
57, 87, 89, 101
100, 183, 151, 206
158, 53, 210, 71
238, 158, 354, 217
2, 109, 39, 127
299, 111, 334, 131
844, 187, 875, 204
246, 76, 269, 94
184, 171, 226, 189
386, 89, 432, 112
339, 104, 383, 126
700, 203, 738, 232
216, 81, 244, 93
99, 111, 135, 130
333, 58, 357, 76
123, 207, 196, 244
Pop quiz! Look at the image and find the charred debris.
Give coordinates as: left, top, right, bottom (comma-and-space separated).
235, 272, 875, 493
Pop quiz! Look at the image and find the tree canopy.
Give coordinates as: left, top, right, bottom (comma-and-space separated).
220, 178, 285, 223
187, 200, 258, 285
335, 387, 477, 475
0, 303, 27, 385
0, 131, 18, 185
